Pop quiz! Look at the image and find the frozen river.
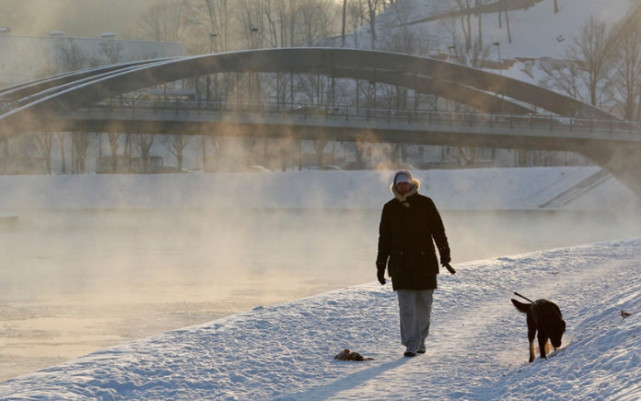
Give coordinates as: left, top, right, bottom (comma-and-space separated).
1, 207, 640, 382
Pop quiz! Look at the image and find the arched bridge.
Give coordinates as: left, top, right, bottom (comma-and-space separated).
1, 48, 641, 196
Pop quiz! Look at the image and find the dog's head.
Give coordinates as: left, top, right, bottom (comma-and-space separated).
535, 299, 566, 350
550, 318, 566, 349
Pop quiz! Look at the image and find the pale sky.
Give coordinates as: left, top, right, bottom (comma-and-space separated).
0, 0, 160, 38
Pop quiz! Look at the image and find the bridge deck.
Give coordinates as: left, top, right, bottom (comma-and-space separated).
60, 105, 641, 152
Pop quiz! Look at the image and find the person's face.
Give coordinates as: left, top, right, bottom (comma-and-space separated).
396, 181, 411, 195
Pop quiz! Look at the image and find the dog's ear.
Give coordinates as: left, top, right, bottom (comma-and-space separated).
561, 320, 566, 333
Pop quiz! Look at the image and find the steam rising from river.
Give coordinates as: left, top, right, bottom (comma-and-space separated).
1, 123, 641, 383
0, 169, 640, 381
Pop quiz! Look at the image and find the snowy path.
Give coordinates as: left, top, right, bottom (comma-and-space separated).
1, 239, 640, 400
296, 243, 636, 401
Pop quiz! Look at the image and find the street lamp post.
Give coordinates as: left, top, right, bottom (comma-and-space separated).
207, 33, 218, 105
249, 28, 260, 103
492, 42, 501, 63
209, 32, 217, 53
249, 27, 259, 49
492, 42, 505, 112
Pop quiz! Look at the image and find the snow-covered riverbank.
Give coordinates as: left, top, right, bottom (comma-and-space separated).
1, 238, 640, 400
1, 167, 640, 399
0, 166, 638, 211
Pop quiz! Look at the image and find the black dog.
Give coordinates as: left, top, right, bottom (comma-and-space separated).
511, 299, 566, 362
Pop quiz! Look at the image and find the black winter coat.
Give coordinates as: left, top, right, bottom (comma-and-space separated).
376, 181, 450, 291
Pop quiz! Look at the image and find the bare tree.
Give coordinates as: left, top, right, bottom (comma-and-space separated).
540, 16, 618, 112
31, 132, 54, 174
313, 139, 329, 168
185, 0, 231, 51
263, 0, 279, 47
380, 0, 428, 55
275, 0, 300, 47
107, 133, 120, 172
52, 38, 87, 73
365, 0, 383, 49
610, 4, 641, 119
56, 133, 67, 174
161, 134, 190, 171
347, 0, 365, 48
138, 0, 190, 42
298, 0, 338, 46
99, 39, 124, 64
568, 16, 616, 106
475, 0, 483, 49
341, 0, 348, 47
539, 59, 583, 101
237, 0, 266, 49
1, 139, 7, 173
72, 132, 90, 174
453, 0, 473, 52
503, 0, 512, 43
207, 135, 228, 171
124, 134, 134, 172
133, 134, 155, 172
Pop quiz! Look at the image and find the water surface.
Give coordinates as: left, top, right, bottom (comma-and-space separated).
1, 208, 639, 381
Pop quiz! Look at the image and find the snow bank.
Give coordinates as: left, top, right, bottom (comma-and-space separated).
1, 239, 640, 400
0, 167, 637, 211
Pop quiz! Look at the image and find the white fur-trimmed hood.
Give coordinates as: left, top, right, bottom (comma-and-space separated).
390, 170, 421, 206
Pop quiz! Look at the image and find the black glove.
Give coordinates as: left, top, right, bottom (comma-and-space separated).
439, 246, 451, 266
377, 268, 386, 285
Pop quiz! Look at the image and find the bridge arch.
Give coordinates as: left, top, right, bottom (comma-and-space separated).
1, 48, 617, 135
1, 48, 640, 197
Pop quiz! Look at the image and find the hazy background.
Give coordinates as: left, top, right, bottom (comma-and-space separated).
0, 0, 161, 37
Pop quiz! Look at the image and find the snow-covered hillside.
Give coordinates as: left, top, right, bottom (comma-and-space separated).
360, 0, 632, 60
1, 237, 640, 400
327, 0, 638, 114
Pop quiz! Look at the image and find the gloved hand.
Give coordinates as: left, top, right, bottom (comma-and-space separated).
439, 246, 451, 266
377, 269, 386, 285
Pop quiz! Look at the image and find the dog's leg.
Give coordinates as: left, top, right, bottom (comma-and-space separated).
538, 333, 548, 360
527, 321, 537, 363
529, 340, 535, 363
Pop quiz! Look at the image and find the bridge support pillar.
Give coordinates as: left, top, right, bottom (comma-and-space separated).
581, 142, 641, 198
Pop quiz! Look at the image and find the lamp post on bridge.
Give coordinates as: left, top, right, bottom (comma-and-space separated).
249, 27, 259, 49
203, 32, 219, 172
248, 28, 260, 104
209, 32, 217, 53
492, 42, 501, 67
206, 33, 218, 105
492, 41, 505, 113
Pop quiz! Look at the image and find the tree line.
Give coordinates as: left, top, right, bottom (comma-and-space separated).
135, 0, 397, 54
540, 2, 641, 120
5, 0, 641, 174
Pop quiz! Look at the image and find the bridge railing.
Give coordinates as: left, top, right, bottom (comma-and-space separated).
83, 99, 641, 137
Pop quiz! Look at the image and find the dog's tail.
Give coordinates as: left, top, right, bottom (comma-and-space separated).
511, 299, 530, 313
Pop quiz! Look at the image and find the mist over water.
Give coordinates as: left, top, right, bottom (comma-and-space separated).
1, 206, 640, 381
1, 0, 639, 388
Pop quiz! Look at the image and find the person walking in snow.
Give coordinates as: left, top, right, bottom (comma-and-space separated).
376, 170, 452, 357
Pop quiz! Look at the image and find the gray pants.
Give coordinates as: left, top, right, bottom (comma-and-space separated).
397, 289, 434, 353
